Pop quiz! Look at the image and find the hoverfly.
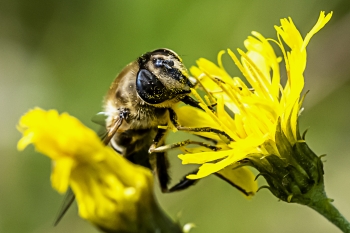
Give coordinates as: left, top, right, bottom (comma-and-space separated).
55, 48, 240, 225
102, 48, 227, 192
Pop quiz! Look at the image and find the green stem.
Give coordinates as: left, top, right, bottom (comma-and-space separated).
148, 198, 183, 233
99, 195, 182, 233
306, 184, 350, 233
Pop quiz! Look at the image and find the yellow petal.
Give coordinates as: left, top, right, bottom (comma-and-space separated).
51, 157, 75, 193
301, 11, 333, 51
17, 108, 158, 232
17, 132, 34, 151
187, 156, 235, 179
179, 149, 231, 164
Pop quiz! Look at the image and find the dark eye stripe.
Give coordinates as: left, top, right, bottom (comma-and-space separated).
150, 49, 182, 62
138, 48, 182, 69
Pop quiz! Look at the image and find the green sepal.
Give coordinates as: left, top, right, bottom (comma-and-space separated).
275, 119, 309, 178
242, 120, 325, 204
294, 141, 324, 184
243, 154, 291, 201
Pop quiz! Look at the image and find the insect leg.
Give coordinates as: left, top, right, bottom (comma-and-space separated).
167, 169, 200, 192
149, 109, 222, 153
149, 122, 212, 192
103, 108, 129, 145
149, 127, 172, 192
150, 134, 219, 192
177, 126, 234, 143
166, 168, 255, 194
155, 151, 171, 193
181, 95, 216, 111
181, 95, 203, 110
168, 108, 234, 142
150, 109, 220, 193
149, 139, 221, 153
214, 173, 252, 196
148, 128, 167, 153
153, 150, 199, 193
167, 170, 256, 194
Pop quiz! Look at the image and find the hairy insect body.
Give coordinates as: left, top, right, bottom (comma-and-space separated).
102, 49, 199, 192
104, 61, 169, 163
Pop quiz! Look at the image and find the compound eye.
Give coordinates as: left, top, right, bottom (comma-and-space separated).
136, 69, 172, 104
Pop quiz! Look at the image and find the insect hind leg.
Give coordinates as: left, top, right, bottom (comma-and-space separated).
150, 129, 204, 193
155, 156, 199, 193
166, 169, 199, 193
155, 151, 171, 193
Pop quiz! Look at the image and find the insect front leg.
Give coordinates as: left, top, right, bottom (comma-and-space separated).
181, 95, 216, 111
168, 108, 234, 143
103, 108, 129, 145
149, 108, 223, 153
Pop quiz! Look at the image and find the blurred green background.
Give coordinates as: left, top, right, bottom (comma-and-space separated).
1, 0, 350, 232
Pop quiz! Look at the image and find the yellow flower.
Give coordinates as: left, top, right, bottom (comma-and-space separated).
176, 11, 332, 184
17, 108, 180, 233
